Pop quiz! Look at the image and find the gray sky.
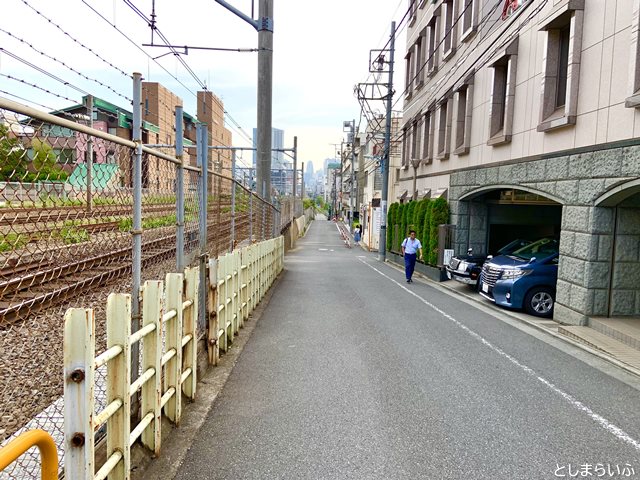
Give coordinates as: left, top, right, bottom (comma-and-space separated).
0, 0, 406, 169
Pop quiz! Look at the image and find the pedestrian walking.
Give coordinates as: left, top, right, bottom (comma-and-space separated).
353, 225, 361, 245
401, 230, 423, 283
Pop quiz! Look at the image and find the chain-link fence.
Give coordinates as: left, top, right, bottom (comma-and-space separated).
0, 95, 293, 478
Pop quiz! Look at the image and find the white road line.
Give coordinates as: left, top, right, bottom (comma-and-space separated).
358, 258, 640, 452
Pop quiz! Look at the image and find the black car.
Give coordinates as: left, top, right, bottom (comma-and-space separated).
446, 239, 533, 287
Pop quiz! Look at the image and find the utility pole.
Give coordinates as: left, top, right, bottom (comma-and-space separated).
213, 0, 273, 200
356, 25, 395, 260
292, 136, 297, 210
350, 119, 355, 230
301, 161, 305, 201
379, 22, 395, 261
257, 0, 273, 200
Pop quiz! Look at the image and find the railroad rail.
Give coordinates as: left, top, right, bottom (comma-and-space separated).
0, 234, 185, 323
0, 203, 178, 226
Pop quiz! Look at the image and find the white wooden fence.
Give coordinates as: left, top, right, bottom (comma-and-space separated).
208, 237, 284, 364
63, 237, 284, 479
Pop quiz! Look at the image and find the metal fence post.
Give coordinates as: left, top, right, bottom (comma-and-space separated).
176, 106, 185, 272
197, 123, 208, 334
249, 192, 253, 242
231, 150, 236, 251
85, 95, 93, 213
131, 72, 143, 399
262, 201, 266, 240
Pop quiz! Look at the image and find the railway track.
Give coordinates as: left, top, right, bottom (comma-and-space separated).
0, 203, 179, 226
0, 234, 181, 324
0, 207, 268, 324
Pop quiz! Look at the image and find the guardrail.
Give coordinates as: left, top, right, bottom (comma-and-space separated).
63, 268, 198, 480
63, 237, 284, 479
0, 430, 58, 480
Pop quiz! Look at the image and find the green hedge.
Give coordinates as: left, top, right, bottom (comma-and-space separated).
386, 202, 397, 251
386, 197, 448, 266
414, 199, 430, 248
426, 198, 450, 265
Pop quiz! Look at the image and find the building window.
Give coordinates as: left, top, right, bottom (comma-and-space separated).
436, 98, 452, 160
627, 0, 640, 106
442, 0, 456, 60
555, 26, 570, 108
411, 118, 420, 162
54, 148, 75, 164
454, 79, 474, 155
405, 49, 414, 98
409, 0, 418, 26
488, 38, 518, 145
538, 4, 584, 131
416, 31, 426, 88
402, 127, 410, 168
421, 109, 434, 164
427, 9, 441, 76
460, 0, 478, 42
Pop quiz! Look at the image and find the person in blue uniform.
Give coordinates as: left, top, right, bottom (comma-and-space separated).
401, 230, 423, 283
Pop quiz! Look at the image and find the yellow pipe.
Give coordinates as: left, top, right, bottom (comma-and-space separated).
0, 429, 58, 480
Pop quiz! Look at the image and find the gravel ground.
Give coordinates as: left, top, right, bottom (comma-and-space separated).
0, 245, 202, 444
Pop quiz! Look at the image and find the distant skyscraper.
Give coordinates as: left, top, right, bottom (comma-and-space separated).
305, 161, 314, 183
252, 128, 285, 169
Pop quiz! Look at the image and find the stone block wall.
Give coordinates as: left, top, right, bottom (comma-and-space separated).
449, 144, 640, 325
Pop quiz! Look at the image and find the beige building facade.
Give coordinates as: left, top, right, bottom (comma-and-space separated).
359, 114, 403, 251
401, 0, 640, 324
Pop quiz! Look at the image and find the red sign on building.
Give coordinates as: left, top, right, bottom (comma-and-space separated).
502, 0, 520, 20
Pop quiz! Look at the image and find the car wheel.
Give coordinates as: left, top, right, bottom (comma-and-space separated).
524, 287, 555, 318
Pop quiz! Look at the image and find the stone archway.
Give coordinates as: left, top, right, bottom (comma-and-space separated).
594, 183, 640, 317
452, 186, 562, 256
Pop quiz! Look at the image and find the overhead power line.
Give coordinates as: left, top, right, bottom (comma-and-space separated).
19, 0, 132, 79
0, 27, 132, 103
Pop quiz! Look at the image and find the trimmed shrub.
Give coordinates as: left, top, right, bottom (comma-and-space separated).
386, 202, 397, 251
413, 198, 429, 249
427, 197, 450, 265
393, 203, 406, 252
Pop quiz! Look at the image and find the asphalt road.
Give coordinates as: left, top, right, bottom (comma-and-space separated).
174, 219, 640, 479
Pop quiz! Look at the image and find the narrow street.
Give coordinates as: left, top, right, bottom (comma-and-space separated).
174, 219, 640, 479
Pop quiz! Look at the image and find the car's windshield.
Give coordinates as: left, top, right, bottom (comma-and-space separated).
509, 238, 559, 260
497, 239, 532, 255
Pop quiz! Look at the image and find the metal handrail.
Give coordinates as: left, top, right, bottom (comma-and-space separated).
0, 429, 58, 480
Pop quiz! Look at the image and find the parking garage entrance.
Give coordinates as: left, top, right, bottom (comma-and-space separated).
464, 188, 562, 256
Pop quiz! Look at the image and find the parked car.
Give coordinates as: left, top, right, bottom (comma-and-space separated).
446, 239, 532, 288
478, 237, 560, 318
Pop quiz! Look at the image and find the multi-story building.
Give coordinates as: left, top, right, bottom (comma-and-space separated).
252, 127, 292, 195
359, 114, 403, 251
401, 0, 640, 323
197, 90, 233, 191
33, 83, 230, 194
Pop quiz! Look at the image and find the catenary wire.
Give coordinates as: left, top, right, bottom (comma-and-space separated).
0, 26, 132, 103
19, 0, 132, 79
